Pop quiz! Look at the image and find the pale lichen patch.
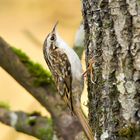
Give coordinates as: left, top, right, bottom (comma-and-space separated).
117, 82, 126, 94
125, 81, 136, 95
116, 73, 125, 82
100, 130, 109, 140
126, 0, 137, 15
116, 73, 126, 94
94, 132, 97, 140
133, 51, 140, 70
52, 134, 58, 140
116, 73, 136, 121
102, 47, 112, 80
119, 95, 135, 121
9, 112, 18, 127
133, 71, 140, 81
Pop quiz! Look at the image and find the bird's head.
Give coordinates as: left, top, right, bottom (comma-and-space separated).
43, 21, 59, 50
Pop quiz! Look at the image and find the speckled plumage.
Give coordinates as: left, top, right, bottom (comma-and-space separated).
43, 23, 94, 140
43, 42, 73, 110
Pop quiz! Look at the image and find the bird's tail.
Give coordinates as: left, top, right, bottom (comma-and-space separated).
74, 107, 94, 140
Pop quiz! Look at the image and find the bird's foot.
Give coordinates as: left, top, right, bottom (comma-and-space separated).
82, 57, 95, 84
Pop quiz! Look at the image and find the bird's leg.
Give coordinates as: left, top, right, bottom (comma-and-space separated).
82, 57, 95, 84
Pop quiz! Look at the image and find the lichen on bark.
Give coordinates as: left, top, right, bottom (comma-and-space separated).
82, 0, 140, 139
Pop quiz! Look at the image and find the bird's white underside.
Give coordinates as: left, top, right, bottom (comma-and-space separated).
46, 33, 83, 81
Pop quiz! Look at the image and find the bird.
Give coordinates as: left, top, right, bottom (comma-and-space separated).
43, 22, 94, 140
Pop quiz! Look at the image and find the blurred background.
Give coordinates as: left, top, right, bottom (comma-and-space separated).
0, 0, 83, 139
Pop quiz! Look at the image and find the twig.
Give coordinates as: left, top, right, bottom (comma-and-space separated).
0, 108, 53, 140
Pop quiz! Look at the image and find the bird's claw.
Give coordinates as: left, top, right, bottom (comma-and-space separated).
82, 57, 95, 84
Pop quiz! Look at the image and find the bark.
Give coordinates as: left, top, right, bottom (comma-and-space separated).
82, 0, 140, 139
0, 37, 84, 140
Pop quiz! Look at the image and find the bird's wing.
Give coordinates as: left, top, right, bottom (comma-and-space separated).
49, 47, 73, 111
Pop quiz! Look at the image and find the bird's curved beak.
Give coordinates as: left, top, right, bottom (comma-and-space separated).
52, 21, 59, 33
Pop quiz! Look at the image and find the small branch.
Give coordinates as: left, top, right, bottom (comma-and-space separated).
0, 37, 85, 140
23, 29, 84, 59
23, 29, 42, 47
0, 108, 53, 140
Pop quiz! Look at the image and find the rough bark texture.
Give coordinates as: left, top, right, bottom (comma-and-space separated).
82, 0, 140, 139
0, 37, 84, 140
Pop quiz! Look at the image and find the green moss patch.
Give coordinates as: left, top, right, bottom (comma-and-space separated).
37, 118, 53, 140
118, 125, 135, 138
11, 47, 53, 86
0, 101, 10, 110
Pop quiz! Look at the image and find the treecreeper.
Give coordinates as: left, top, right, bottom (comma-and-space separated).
43, 22, 94, 140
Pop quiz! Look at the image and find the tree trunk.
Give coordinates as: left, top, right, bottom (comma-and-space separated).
82, 0, 140, 139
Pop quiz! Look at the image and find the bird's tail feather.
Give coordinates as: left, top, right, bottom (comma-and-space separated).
74, 107, 94, 140
63, 95, 94, 139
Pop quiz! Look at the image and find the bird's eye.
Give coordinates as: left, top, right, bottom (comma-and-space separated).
51, 36, 54, 40
50, 34, 56, 41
